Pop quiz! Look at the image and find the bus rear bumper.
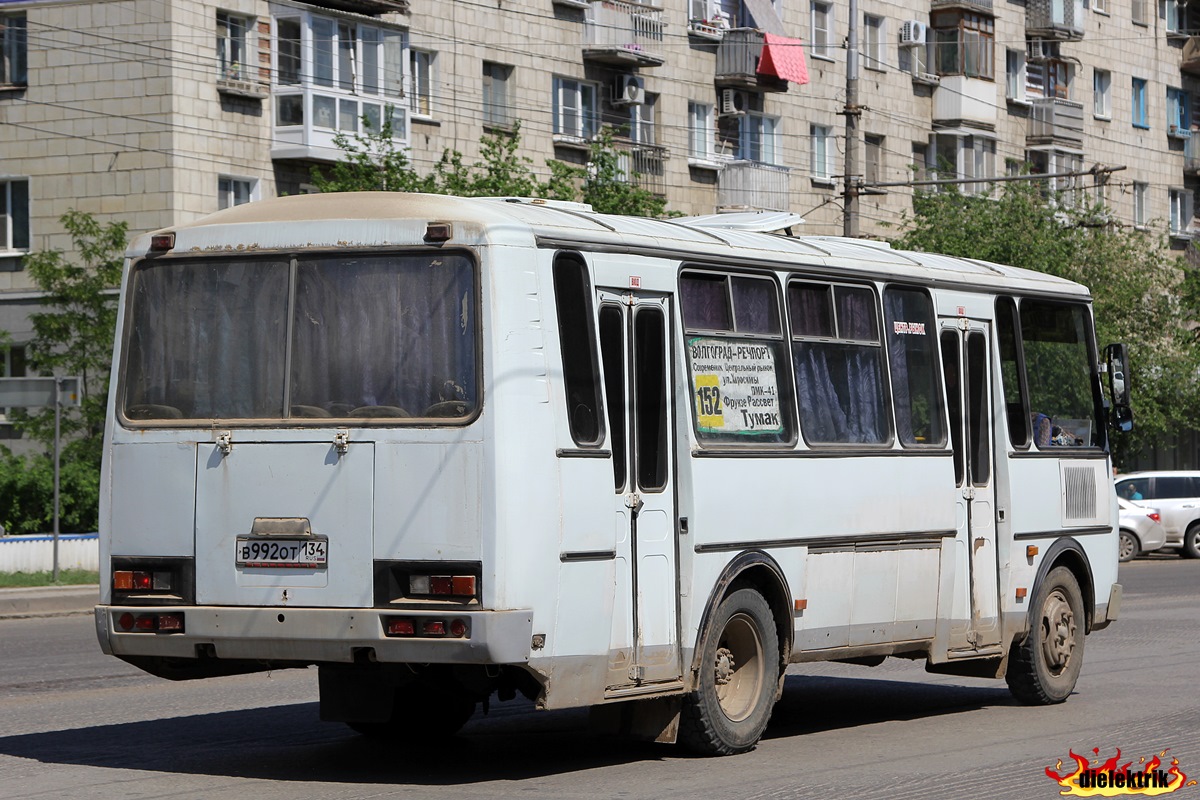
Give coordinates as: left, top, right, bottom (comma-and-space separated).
95, 605, 534, 665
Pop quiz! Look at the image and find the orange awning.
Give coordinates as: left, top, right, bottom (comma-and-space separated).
758, 33, 809, 86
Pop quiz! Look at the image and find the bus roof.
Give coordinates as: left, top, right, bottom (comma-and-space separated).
130, 192, 1090, 300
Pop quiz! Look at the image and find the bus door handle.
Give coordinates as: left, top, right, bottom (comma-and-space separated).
962, 487, 976, 501
625, 493, 644, 515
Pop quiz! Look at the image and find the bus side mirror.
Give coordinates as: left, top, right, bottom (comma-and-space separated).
1104, 343, 1134, 433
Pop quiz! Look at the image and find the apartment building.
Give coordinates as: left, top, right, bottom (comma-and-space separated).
0, 0, 1195, 414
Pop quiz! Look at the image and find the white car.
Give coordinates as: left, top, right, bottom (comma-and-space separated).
1116, 496, 1167, 562
1115, 471, 1200, 558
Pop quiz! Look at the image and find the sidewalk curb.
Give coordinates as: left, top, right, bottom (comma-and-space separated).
0, 585, 99, 620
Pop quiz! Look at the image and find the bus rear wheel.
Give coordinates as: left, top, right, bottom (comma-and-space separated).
1006, 566, 1085, 705
347, 680, 476, 740
680, 588, 780, 756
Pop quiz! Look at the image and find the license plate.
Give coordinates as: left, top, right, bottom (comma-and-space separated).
236, 537, 328, 569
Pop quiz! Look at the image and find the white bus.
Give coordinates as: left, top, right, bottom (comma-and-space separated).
96, 193, 1130, 755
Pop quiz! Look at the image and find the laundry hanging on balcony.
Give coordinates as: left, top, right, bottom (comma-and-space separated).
758, 33, 809, 86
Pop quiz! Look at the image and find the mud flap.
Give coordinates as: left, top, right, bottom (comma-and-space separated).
589, 696, 682, 744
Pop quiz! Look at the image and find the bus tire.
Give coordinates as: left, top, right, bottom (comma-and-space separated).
680, 588, 780, 755
347, 681, 476, 740
1181, 524, 1200, 559
1006, 566, 1085, 705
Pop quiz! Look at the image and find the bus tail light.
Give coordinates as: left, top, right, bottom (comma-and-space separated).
110, 558, 193, 605
383, 617, 469, 639
116, 611, 185, 633
408, 574, 477, 598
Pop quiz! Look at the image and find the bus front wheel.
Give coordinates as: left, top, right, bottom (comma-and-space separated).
680, 588, 780, 755
1005, 566, 1085, 705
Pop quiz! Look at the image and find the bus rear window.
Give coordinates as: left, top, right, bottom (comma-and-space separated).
122, 252, 478, 423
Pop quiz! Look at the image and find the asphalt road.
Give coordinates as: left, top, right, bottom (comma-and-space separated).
0, 556, 1196, 800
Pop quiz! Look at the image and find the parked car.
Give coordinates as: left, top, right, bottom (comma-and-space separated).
1116, 496, 1167, 562
1114, 471, 1200, 558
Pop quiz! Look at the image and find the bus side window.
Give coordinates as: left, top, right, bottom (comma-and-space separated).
552, 255, 605, 447
996, 297, 1031, 448
883, 286, 946, 447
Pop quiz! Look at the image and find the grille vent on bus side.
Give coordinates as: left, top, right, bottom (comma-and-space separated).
1063, 466, 1099, 522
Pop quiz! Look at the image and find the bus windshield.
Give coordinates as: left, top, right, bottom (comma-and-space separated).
121, 252, 477, 422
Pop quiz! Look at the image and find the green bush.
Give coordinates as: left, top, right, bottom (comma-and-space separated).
0, 445, 99, 535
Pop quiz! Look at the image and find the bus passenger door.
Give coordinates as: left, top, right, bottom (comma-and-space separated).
597, 290, 682, 688
940, 323, 1002, 650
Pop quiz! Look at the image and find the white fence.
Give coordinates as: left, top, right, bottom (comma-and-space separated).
0, 534, 99, 573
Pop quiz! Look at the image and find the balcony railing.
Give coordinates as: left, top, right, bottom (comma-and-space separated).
1185, 136, 1200, 174
1027, 97, 1084, 146
1027, 0, 1085, 39
613, 139, 668, 195
271, 88, 408, 161
715, 28, 787, 91
584, 1, 666, 67
933, 76, 998, 126
717, 160, 791, 212
930, 0, 994, 13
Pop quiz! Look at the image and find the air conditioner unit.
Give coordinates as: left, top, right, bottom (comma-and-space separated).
720, 88, 748, 116
899, 20, 926, 47
1027, 39, 1058, 61
612, 74, 645, 106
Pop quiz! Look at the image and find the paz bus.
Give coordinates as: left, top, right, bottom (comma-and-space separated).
95, 193, 1130, 755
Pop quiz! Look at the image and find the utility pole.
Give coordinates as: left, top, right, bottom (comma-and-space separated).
843, 0, 860, 237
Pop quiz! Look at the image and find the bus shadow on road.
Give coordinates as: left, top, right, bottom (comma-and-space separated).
0, 676, 1014, 782
766, 673, 1014, 740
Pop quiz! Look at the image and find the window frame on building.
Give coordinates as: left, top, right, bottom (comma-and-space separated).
0, 12, 26, 87
409, 48, 436, 118
218, 176, 257, 210
1005, 48, 1027, 104
1163, 0, 1186, 34
810, 124, 834, 183
1167, 86, 1191, 136
810, 1, 833, 60
739, 111, 781, 164
1132, 77, 1149, 129
934, 133, 996, 195
864, 134, 884, 186
688, 101, 717, 164
1093, 68, 1111, 119
482, 61, 514, 130
553, 76, 599, 141
0, 178, 30, 257
932, 11, 994, 81
216, 10, 253, 81
1169, 187, 1193, 237
1133, 181, 1149, 227
864, 14, 886, 71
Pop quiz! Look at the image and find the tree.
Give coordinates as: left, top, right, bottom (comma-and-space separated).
893, 181, 1200, 466
309, 109, 434, 193
15, 210, 129, 467
578, 127, 669, 217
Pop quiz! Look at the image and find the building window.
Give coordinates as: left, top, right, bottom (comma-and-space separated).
1093, 69, 1111, 119
1163, 0, 1186, 33
1134, 181, 1149, 226
1093, 0, 1107, 13
0, 179, 30, 254
0, 13, 25, 87
811, 2, 833, 60
1168, 87, 1190, 135
864, 15, 885, 70
740, 112, 780, 164
1169, 188, 1192, 236
276, 18, 301, 86
553, 77, 599, 140
410, 49, 435, 117
688, 101, 715, 162
482, 62, 513, 129
1132, 78, 1149, 128
911, 141, 931, 182
811, 124, 834, 181
933, 12, 994, 80
935, 134, 996, 195
1006, 49, 1026, 103
216, 11, 252, 81
865, 134, 884, 186
630, 93, 657, 144
218, 177, 255, 210
1132, 0, 1148, 24
1028, 149, 1082, 205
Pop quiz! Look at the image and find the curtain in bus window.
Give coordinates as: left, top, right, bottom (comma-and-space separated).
290, 254, 476, 418
730, 277, 780, 334
883, 288, 945, 447
123, 259, 289, 419
793, 343, 887, 443
680, 273, 732, 331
